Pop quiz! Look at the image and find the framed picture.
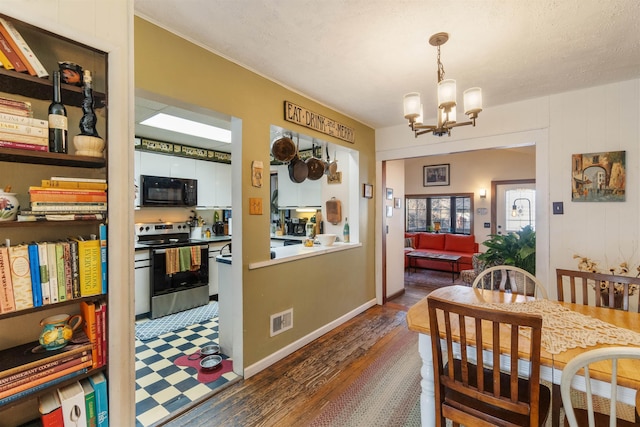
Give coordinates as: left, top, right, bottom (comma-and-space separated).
571, 151, 625, 202
423, 164, 450, 187
386, 205, 393, 217
327, 171, 342, 184
363, 183, 373, 199
386, 188, 393, 200
394, 197, 401, 209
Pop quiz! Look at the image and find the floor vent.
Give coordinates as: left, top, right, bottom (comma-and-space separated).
270, 308, 293, 337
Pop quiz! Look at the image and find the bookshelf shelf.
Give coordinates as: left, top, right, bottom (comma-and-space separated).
0, 219, 103, 227
0, 294, 104, 321
0, 147, 105, 167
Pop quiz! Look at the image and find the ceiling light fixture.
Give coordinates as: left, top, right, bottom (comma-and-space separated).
140, 113, 232, 143
403, 32, 482, 138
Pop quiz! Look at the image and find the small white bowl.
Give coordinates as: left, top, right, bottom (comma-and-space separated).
316, 234, 337, 246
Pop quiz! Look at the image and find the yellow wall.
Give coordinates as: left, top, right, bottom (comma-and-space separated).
135, 17, 376, 367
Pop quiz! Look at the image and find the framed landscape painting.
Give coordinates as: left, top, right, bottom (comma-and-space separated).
571, 151, 625, 202
424, 164, 450, 187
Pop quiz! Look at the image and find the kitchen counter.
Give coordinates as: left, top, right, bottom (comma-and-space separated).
135, 235, 231, 250
269, 234, 306, 241
249, 242, 361, 269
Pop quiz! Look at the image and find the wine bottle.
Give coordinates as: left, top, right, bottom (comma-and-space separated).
48, 70, 68, 153
343, 217, 350, 243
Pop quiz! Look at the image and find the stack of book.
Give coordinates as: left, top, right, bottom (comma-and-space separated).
0, 340, 93, 406
0, 98, 49, 152
38, 372, 108, 427
0, 227, 107, 313
0, 16, 48, 78
21, 177, 108, 218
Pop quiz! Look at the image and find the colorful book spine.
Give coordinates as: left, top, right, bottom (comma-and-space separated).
27, 243, 42, 307
37, 242, 50, 305
0, 129, 47, 145
0, 140, 47, 151
0, 343, 92, 379
46, 243, 58, 304
88, 372, 108, 427
0, 112, 47, 128
41, 180, 108, 190
69, 240, 80, 299
0, 368, 88, 407
99, 224, 107, 294
0, 17, 48, 78
39, 391, 64, 427
80, 378, 97, 427
55, 242, 66, 302
0, 350, 90, 385
30, 193, 107, 203
0, 361, 91, 400
76, 239, 101, 296
94, 303, 103, 368
7, 244, 33, 310
0, 31, 27, 72
29, 187, 107, 195
80, 301, 98, 369
0, 354, 91, 393
62, 242, 73, 300
98, 302, 107, 366
0, 247, 15, 313
30, 203, 108, 212
0, 49, 14, 70
17, 213, 105, 222
0, 121, 46, 137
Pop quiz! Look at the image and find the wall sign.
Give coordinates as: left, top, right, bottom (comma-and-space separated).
284, 101, 355, 143
136, 137, 232, 164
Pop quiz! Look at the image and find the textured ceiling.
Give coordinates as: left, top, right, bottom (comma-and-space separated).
134, 0, 640, 130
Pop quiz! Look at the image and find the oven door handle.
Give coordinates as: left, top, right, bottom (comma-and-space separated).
152, 244, 209, 254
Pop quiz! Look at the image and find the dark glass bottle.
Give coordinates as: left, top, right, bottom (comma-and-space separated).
48, 70, 68, 153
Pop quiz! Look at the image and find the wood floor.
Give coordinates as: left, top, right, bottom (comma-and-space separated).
159, 282, 430, 427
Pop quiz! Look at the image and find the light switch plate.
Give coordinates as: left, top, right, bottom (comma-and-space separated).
553, 202, 564, 215
249, 197, 263, 215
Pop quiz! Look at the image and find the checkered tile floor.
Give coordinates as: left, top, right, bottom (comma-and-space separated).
135, 316, 240, 427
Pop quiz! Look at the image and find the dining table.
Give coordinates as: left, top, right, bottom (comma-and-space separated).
407, 285, 640, 427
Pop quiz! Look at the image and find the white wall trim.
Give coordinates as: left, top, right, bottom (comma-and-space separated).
243, 298, 377, 378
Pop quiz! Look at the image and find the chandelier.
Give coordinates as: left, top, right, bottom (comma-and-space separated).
403, 32, 482, 137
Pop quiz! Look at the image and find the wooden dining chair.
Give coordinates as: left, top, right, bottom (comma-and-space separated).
556, 269, 640, 312
561, 346, 640, 427
427, 294, 551, 427
472, 265, 549, 299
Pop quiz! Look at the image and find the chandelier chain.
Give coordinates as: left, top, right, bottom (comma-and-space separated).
436, 45, 445, 83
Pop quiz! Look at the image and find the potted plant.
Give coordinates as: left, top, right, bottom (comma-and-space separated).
478, 225, 536, 274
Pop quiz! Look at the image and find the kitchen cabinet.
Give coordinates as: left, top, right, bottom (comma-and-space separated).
138, 151, 196, 179
276, 165, 321, 208
134, 250, 151, 316
207, 242, 229, 296
0, 13, 108, 421
214, 163, 232, 207
195, 160, 216, 207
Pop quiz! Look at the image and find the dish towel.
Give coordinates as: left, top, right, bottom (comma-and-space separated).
190, 245, 201, 270
165, 248, 180, 275
179, 246, 192, 272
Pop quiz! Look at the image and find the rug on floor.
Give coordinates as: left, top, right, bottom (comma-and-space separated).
135, 302, 219, 341
308, 330, 421, 427
404, 267, 463, 290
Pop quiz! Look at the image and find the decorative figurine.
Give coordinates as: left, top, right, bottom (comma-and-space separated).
73, 69, 105, 157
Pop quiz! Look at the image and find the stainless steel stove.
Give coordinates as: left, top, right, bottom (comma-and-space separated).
136, 222, 209, 319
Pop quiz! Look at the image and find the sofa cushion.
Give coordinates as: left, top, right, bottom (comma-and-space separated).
416, 233, 446, 250
444, 234, 476, 253
404, 237, 415, 249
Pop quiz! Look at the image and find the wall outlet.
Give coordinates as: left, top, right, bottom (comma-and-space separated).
270, 308, 293, 337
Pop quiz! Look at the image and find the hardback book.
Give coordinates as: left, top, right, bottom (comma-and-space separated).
88, 372, 108, 427
0, 120, 46, 137
0, 130, 47, 145
37, 242, 50, 305
29, 187, 107, 195
17, 213, 105, 222
0, 30, 27, 72
0, 361, 91, 400
7, 244, 33, 310
0, 247, 15, 313
0, 95, 32, 110
97, 302, 107, 366
80, 301, 98, 370
94, 303, 103, 368
0, 112, 47, 128
54, 242, 66, 302
0, 49, 14, 70
0, 17, 48, 78
0, 341, 92, 379
0, 350, 91, 387
0, 140, 47, 152
39, 391, 64, 427
99, 224, 107, 294
0, 368, 87, 406
80, 378, 97, 427
50, 177, 107, 184
57, 381, 88, 427
0, 353, 92, 393
46, 243, 59, 303
68, 240, 80, 299
62, 241, 73, 300
75, 238, 101, 296
41, 180, 108, 191
30, 202, 108, 213
29, 192, 107, 203
0, 105, 30, 117
27, 243, 42, 307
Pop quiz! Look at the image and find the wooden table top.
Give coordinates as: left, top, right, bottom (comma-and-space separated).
407, 285, 640, 389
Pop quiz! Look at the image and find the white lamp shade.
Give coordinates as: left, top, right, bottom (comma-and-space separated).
403, 92, 421, 120
463, 87, 483, 115
415, 104, 424, 125
437, 79, 456, 110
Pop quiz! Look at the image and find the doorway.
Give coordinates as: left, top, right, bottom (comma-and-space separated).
491, 179, 536, 235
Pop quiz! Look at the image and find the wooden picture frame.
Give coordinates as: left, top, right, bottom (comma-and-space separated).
363, 183, 373, 199
394, 197, 401, 209
386, 188, 393, 200
423, 164, 450, 187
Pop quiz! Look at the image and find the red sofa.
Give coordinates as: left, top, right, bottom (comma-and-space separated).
404, 232, 478, 273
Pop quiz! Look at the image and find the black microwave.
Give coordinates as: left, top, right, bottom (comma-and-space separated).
141, 175, 198, 207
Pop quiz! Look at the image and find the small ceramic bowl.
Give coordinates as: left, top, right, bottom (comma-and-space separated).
316, 234, 337, 246
200, 354, 222, 371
